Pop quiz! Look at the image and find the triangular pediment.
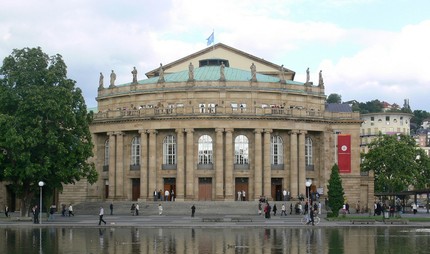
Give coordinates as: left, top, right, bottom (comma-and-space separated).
145, 43, 295, 80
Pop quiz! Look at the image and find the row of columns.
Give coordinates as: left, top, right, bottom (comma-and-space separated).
106, 128, 308, 201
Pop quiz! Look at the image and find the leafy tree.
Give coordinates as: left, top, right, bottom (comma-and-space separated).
327, 164, 344, 217
326, 93, 342, 104
361, 134, 430, 193
357, 100, 383, 114
0, 47, 98, 216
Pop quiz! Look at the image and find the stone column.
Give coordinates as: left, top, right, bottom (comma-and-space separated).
215, 128, 224, 200
108, 132, 116, 198
254, 129, 263, 200
185, 128, 194, 199
263, 129, 272, 199
139, 129, 148, 200
148, 130, 157, 196
176, 128, 185, 201
115, 131, 124, 198
289, 130, 298, 198
225, 128, 234, 200
298, 130, 307, 197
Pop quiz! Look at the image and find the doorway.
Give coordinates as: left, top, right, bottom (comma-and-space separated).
235, 178, 249, 201
271, 178, 283, 201
163, 178, 176, 201
132, 179, 140, 201
198, 178, 212, 201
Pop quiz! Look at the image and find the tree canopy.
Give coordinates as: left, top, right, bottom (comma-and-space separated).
326, 93, 342, 104
361, 134, 430, 193
327, 164, 344, 217
0, 47, 98, 216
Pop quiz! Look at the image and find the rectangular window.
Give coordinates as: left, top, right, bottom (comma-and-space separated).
199, 103, 205, 113
231, 103, 238, 111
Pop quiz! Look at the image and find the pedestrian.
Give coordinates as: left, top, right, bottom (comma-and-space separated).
158, 204, 163, 215
283, 189, 287, 201
33, 205, 39, 224
130, 203, 136, 215
191, 204, 196, 217
61, 204, 66, 216
281, 204, 287, 216
135, 204, 139, 216
68, 204, 74, 216
4, 205, 9, 217
110, 203, 113, 215
158, 190, 162, 201
412, 203, 418, 214
98, 207, 106, 225
258, 202, 262, 215
242, 190, 246, 201
49, 204, 56, 221
154, 189, 158, 201
273, 204, 277, 216
164, 190, 170, 201
170, 189, 175, 201
290, 203, 293, 214
318, 202, 322, 215
307, 208, 315, 225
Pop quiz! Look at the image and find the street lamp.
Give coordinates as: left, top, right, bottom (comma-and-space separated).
306, 179, 312, 215
38, 181, 45, 224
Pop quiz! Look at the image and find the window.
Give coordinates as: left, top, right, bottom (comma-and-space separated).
198, 135, 213, 164
104, 139, 109, 166
234, 135, 249, 164
231, 103, 238, 111
131, 136, 140, 166
163, 135, 176, 165
199, 103, 205, 113
271, 135, 283, 165
208, 103, 216, 113
305, 137, 313, 167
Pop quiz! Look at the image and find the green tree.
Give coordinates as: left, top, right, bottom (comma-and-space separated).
327, 164, 344, 217
0, 47, 98, 216
361, 134, 430, 193
326, 93, 342, 104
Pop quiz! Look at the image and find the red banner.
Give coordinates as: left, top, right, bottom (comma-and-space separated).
337, 134, 351, 173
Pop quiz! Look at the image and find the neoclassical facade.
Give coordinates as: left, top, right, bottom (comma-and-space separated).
59, 43, 373, 209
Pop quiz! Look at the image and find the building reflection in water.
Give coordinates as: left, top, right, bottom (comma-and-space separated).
0, 227, 429, 253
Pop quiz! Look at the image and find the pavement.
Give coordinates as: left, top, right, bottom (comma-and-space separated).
1, 210, 430, 229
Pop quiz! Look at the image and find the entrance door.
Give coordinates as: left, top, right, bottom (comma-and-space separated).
132, 179, 140, 201
235, 178, 249, 201
271, 178, 283, 201
163, 178, 176, 201
198, 178, 212, 201
105, 180, 109, 199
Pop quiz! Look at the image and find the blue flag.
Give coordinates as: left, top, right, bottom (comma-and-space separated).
207, 32, 214, 46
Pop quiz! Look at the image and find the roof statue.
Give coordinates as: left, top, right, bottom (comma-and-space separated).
109, 70, 116, 88
306, 67, 310, 83
279, 65, 286, 84
188, 62, 194, 81
158, 63, 165, 83
250, 63, 257, 82
98, 72, 104, 90
318, 70, 324, 88
220, 62, 226, 81
131, 67, 138, 84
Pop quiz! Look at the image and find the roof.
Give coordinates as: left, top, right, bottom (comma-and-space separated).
118, 66, 303, 86
325, 103, 353, 113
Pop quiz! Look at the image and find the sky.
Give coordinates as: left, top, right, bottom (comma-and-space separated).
1, 0, 429, 111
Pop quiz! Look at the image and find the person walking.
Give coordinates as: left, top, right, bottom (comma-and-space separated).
98, 207, 107, 225
135, 204, 139, 216
130, 203, 136, 215
68, 204, 74, 216
164, 190, 170, 201
158, 204, 163, 215
4, 205, 9, 217
110, 203, 113, 215
49, 204, 56, 221
61, 204, 66, 217
191, 204, 196, 217
33, 205, 39, 224
281, 204, 287, 216
307, 208, 315, 226
273, 204, 277, 216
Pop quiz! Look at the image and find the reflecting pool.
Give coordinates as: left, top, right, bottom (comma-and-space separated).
1, 227, 429, 254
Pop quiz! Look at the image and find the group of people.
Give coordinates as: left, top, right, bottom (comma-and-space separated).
130, 203, 140, 216
237, 190, 246, 201
153, 189, 175, 202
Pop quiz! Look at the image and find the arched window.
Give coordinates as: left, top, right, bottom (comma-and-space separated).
198, 135, 213, 164
305, 137, 313, 167
131, 136, 140, 166
234, 135, 249, 164
163, 135, 176, 165
271, 135, 283, 165
104, 139, 109, 166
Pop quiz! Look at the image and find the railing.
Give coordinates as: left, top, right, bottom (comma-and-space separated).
94, 106, 356, 120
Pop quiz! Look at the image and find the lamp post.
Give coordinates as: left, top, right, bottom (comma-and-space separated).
38, 181, 45, 224
306, 179, 312, 216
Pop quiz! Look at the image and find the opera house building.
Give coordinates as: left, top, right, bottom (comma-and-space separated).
59, 43, 374, 210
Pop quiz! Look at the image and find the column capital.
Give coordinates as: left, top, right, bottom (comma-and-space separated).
225, 128, 234, 134
138, 129, 147, 134
264, 129, 273, 134
148, 129, 158, 135
288, 130, 299, 135
215, 128, 224, 133
185, 128, 194, 133
107, 131, 115, 136
175, 128, 184, 134
254, 128, 263, 134
114, 131, 124, 136
299, 130, 308, 135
